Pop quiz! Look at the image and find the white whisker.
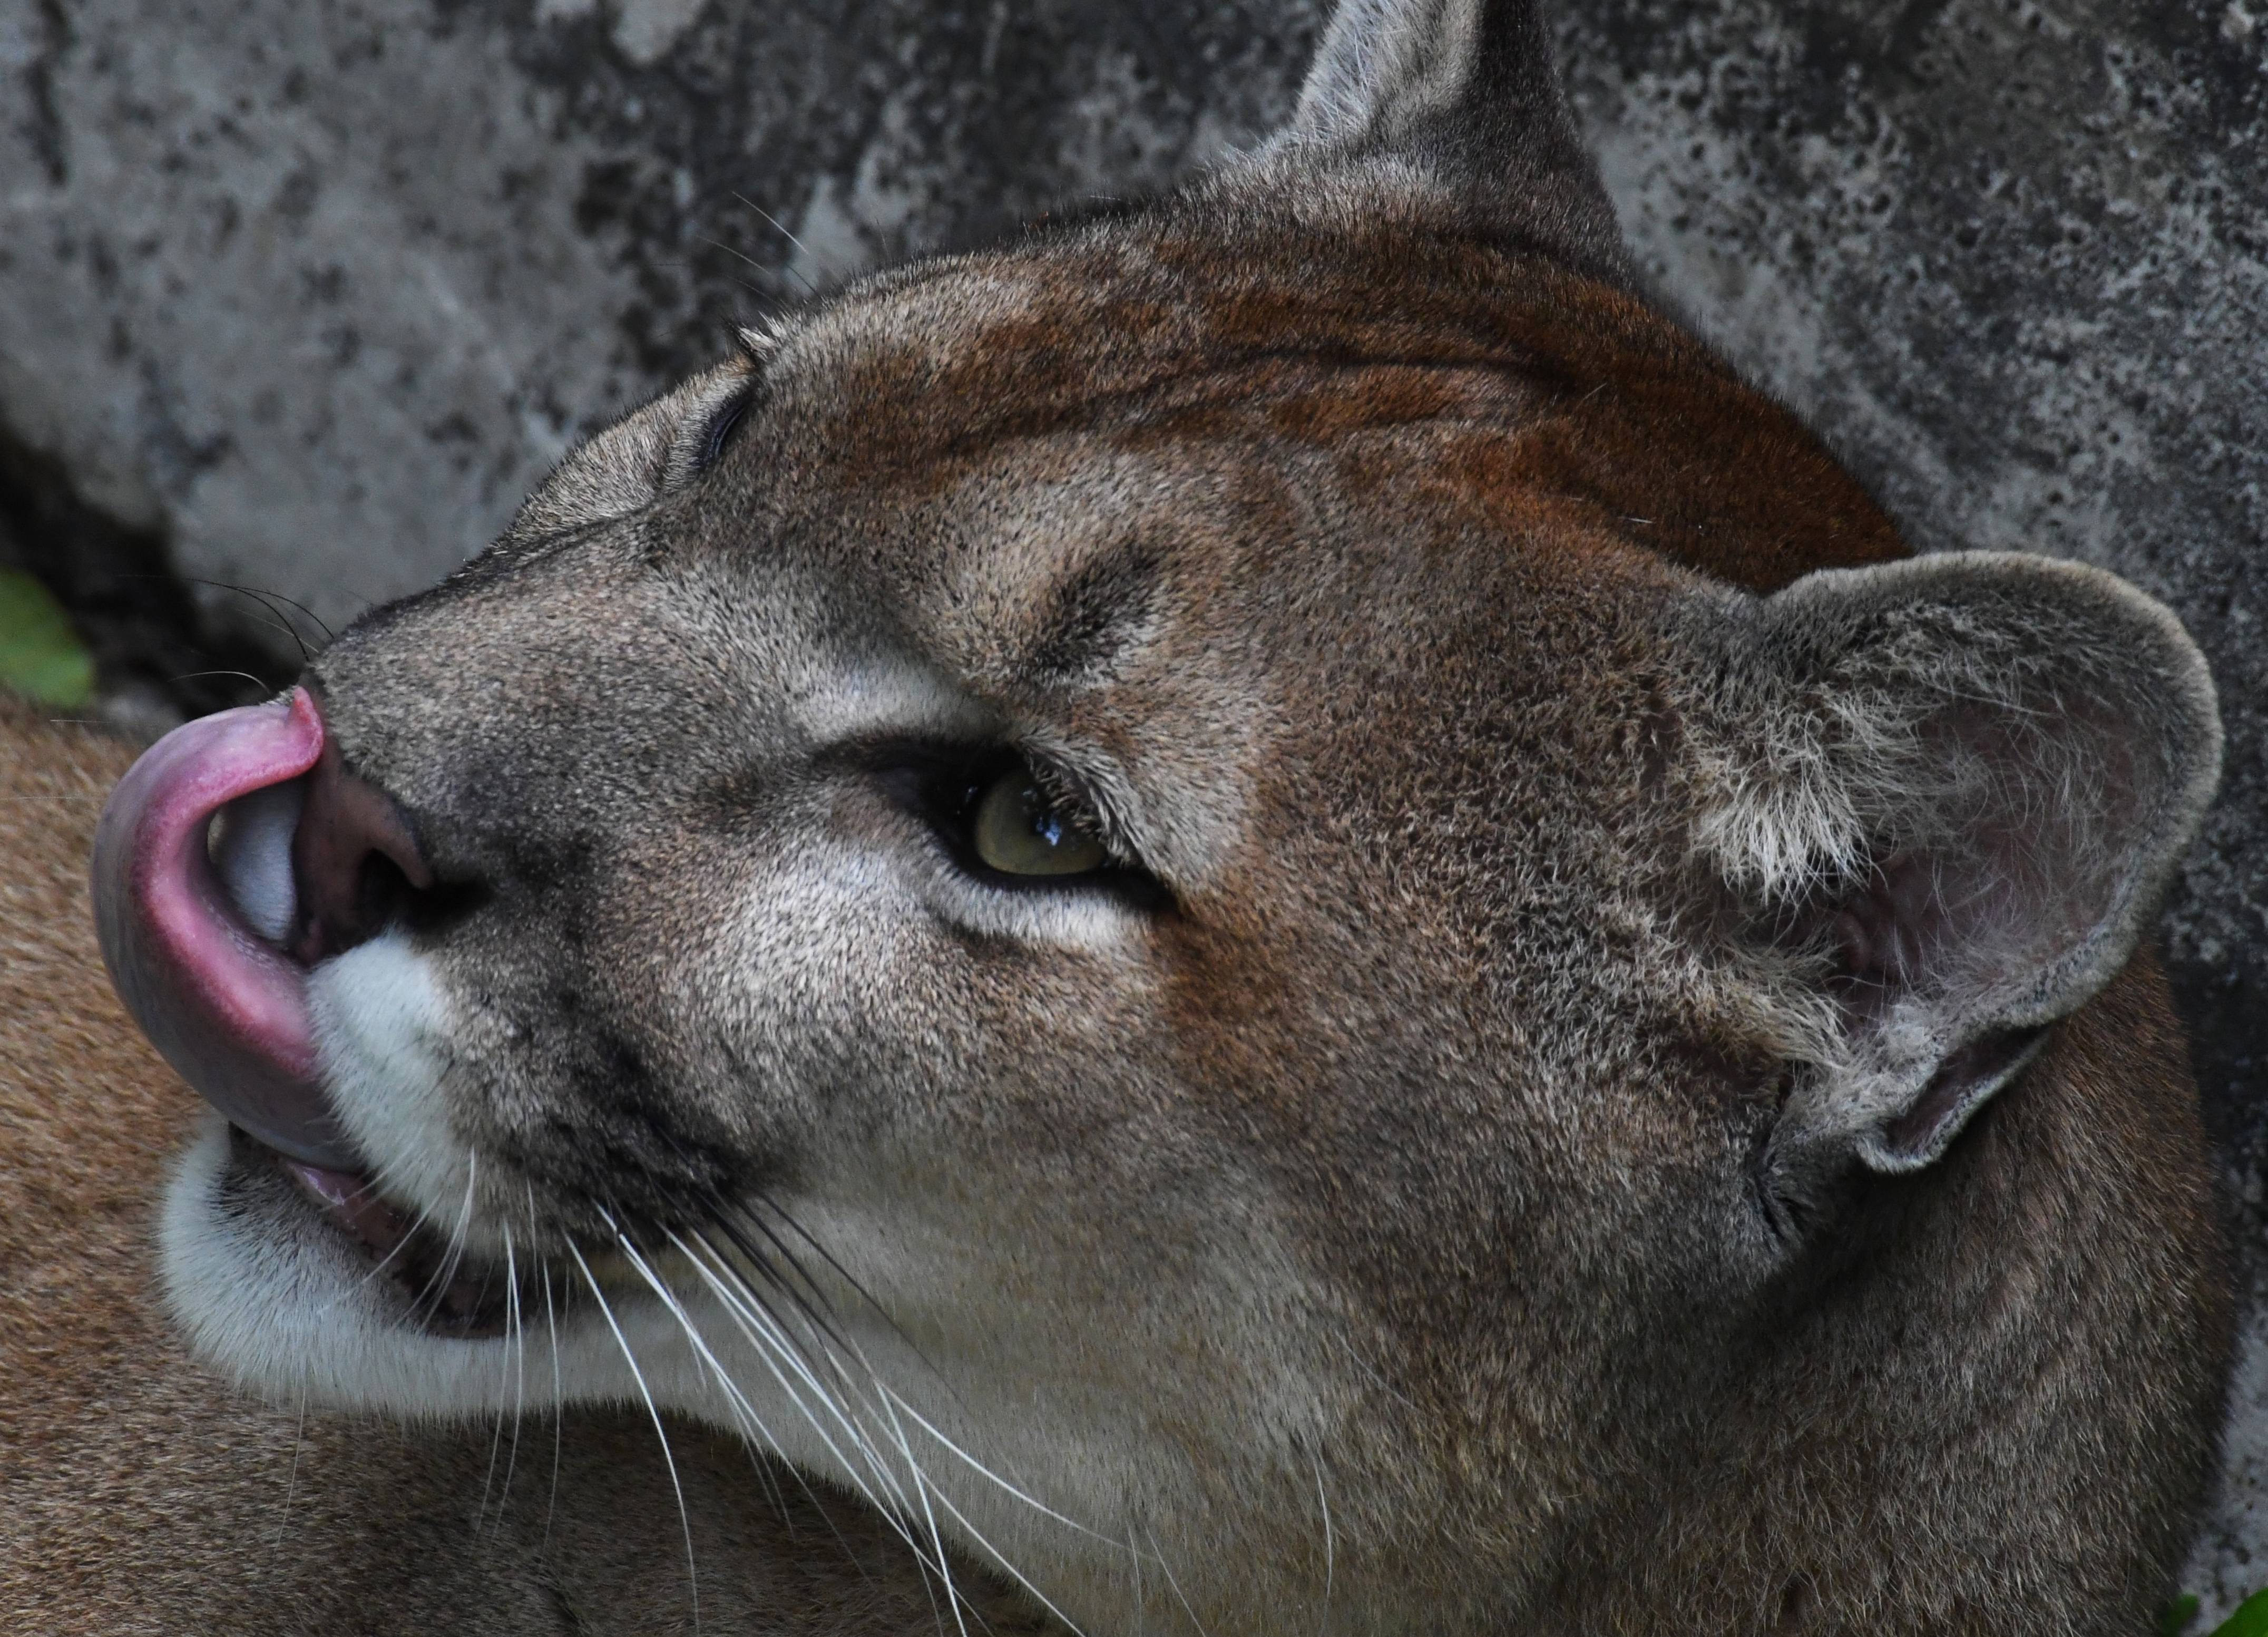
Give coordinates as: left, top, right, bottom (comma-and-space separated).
566, 1236, 700, 1632
533, 1186, 564, 1554
613, 1227, 993, 1634
425, 1149, 480, 1320
621, 1231, 942, 1610
922, 1474, 1093, 1637
875, 1382, 1128, 1551
859, 1357, 973, 1637
488, 1222, 527, 1529
1143, 1521, 1214, 1637
670, 1227, 1010, 1629
669, 1232, 931, 1538
265, 1381, 310, 1577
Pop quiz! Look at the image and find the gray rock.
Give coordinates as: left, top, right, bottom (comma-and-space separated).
2, 0, 2260, 1616
0, 0, 1317, 636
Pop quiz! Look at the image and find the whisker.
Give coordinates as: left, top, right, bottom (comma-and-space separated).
414, 1150, 481, 1327
744, 1191, 939, 1372
166, 669, 279, 690
566, 1235, 700, 1631
265, 1381, 310, 1577
618, 1229, 804, 1532
482, 1222, 529, 1533
681, 1226, 1050, 1637
613, 1230, 904, 1599
1126, 1524, 1145, 1633
478, 1396, 507, 1531
923, 1476, 1092, 1637
852, 1349, 972, 1637
682, 1210, 889, 1444
1142, 1521, 1214, 1637
329, 1064, 490, 1311
699, 235, 787, 283
705, 1202, 856, 1358
537, 1210, 564, 1554
672, 1230, 928, 1527
1311, 1444, 1334, 1636
607, 1221, 954, 1615
170, 574, 339, 642
731, 192, 824, 296
872, 1383, 1128, 1552
699, 1201, 1110, 1627
671, 1231, 1002, 1632
672, 1227, 982, 1607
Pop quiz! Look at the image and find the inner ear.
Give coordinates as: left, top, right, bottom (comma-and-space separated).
1826, 851, 1942, 1016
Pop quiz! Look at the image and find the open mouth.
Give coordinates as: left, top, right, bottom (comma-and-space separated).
92, 688, 529, 1336
250, 1129, 533, 1337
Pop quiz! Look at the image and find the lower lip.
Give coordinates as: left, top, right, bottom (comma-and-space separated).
248, 1130, 520, 1337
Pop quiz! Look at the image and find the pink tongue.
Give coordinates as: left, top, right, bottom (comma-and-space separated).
91, 689, 359, 1170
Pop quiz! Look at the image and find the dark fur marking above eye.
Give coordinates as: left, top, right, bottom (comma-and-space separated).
1020, 545, 1162, 685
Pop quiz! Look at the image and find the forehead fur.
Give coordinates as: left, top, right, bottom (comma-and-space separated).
749, 172, 1905, 599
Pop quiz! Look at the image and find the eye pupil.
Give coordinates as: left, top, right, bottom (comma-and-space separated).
971, 772, 1107, 876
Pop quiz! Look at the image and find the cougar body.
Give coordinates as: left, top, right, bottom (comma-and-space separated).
87, 2, 2233, 1632
2, 698, 1041, 1634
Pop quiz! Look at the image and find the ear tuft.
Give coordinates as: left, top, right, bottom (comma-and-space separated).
1684, 552, 2221, 1174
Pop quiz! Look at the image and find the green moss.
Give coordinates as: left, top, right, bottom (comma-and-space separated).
2214, 1589, 2268, 1637
0, 568, 95, 708
2159, 1590, 2268, 1637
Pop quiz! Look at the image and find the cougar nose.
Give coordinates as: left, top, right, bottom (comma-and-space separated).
289, 733, 435, 964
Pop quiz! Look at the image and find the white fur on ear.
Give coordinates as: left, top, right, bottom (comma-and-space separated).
1291, 0, 1489, 147
1685, 552, 2221, 1173
1250, 0, 1630, 285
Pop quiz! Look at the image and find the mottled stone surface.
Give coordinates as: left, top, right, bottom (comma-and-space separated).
0, 0, 1317, 638
2, 0, 2261, 1614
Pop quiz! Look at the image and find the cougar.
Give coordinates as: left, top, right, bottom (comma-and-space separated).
2, 696, 1050, 1633
86, 0, 2233, 1631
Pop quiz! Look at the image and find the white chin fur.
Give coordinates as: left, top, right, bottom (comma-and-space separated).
306, 930, 474, 1227
155, 928, 685, 1416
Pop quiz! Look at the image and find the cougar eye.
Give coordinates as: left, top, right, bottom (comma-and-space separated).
970, 771, 1108, 876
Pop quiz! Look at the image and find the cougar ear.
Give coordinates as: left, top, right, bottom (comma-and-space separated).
1688, 553, 2221, 1174
1262, 0, 1628, 282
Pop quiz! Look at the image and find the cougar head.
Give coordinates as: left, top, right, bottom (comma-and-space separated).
96, 1, 2228, 1629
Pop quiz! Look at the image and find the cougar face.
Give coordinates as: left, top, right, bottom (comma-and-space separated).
96, 3, 2232, 1632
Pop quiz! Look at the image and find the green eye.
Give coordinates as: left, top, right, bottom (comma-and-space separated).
970, 772, 1108, 876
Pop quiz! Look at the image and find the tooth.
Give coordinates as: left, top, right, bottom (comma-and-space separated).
210, 779, 305, 946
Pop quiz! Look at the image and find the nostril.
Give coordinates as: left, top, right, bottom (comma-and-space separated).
288, 737, 435, 965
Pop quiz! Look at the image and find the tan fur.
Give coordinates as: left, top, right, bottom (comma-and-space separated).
0, 696, 1043, 1635
81, 5, 2236, 1633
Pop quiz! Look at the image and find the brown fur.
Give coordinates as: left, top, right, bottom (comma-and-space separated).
0, 696, 1043, 1634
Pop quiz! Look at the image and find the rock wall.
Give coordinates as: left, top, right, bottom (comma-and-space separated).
2, 0, 2260, 1615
